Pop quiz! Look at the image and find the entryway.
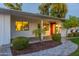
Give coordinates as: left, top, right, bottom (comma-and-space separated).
50, 22, 62, 35
50, 22, 56, 35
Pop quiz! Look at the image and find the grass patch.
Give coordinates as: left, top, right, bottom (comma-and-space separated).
69, 37, 79, 56
70, 37, 79, 45
70, 49, 79, 56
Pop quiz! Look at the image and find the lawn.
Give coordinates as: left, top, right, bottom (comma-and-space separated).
70, 49, 79, 56
70, 37, 79, 45
69, 37, 79, 56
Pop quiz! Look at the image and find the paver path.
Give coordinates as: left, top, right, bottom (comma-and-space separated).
21, 40, 78, 56
0, 38, 78, 56
0, 45, 12, 56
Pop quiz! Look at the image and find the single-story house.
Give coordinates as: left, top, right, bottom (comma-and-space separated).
0, 8, 66, 46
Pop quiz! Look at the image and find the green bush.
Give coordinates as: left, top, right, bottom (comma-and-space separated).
67, 32, 79, 37
12, 37, 29, 50
74, 32, 79, 37
67, 33, 74, 37
51, 34, 61, 42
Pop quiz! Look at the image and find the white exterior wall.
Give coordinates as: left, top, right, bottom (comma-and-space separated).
11, 18, 40, 38
11, 18, 63, 38
0, 14, 10, 46
11, 22, 38, 38
11, 18, 51, 38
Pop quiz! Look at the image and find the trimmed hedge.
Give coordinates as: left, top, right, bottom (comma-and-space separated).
51, 34, 61, 42
12, 37, 29, 50
67, 32, 79, 37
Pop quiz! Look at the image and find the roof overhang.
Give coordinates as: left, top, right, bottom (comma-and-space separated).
0, 8, 65, 22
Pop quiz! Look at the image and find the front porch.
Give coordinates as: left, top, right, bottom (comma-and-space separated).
9, 15, 63, 56
11, 15, 62, 43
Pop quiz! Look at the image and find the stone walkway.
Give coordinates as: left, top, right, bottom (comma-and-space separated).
21, 40, 78, 56
0, 45, 12, 56
0, 39, 78, 56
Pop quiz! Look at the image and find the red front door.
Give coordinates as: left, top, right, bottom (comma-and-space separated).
50, 23, 56, 35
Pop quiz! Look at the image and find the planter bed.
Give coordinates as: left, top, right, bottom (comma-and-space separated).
11, 40, 61, 56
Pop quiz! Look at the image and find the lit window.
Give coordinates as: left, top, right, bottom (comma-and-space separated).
43, 23, 49, 31
16, 21, 29, 31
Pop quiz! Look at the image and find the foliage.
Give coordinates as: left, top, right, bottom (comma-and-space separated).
68, 16, 79, 27
63, 19, 71, 29
50, 3, 68, 18
33, 24, 45, 41
51, 33, 61, 42
4, 3, 22, 11
39, 3, 68, 18
39, 3, 50, 15
63, 16, 79, 36
12, 37, 29, 50
63, 19, 71, 36
67, 32, 79, 37
67, 33, 74, 37
63, 16, 79, 29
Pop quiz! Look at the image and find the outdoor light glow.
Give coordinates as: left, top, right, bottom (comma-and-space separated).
56, 24, 58, 27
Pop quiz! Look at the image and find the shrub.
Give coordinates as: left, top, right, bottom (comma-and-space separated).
12, 37, 29, 50
67, 32, 79, 37
51, 33, 61, 42
67, 33, 74, 37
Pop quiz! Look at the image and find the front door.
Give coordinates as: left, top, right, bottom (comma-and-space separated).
50, 23, 56, 35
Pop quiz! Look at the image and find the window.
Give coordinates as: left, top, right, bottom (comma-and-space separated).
43, 23, 49, 31
16, 21, 29, 31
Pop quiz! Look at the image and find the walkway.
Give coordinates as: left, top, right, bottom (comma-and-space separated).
21, 40, 78, 56
0, 45, 12, 56
0, 39, 78, 56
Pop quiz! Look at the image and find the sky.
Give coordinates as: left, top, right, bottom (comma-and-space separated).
0, 3, 79, 18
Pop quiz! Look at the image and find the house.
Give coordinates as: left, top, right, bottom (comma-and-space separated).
0, 8, 65, 46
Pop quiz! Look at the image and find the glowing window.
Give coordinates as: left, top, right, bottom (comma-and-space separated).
16, 21, 29, 31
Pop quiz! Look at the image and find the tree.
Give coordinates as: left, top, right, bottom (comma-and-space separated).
63, 16, 79, 36
63, 19, 71, 35
33, 24, 45, 41
4, 3, 22, 11
50, 3, 68, 18
39, 3, 68, 18
69, 16, 79, 28
39, 3, 50, 15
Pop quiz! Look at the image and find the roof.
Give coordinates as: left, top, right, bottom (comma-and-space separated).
0, 8, 65, 21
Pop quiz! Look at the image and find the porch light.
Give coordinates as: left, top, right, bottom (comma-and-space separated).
55, 24, 59, 34
56, 24, 58, 27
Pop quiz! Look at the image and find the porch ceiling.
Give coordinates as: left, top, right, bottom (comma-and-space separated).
0, 8, 65, 22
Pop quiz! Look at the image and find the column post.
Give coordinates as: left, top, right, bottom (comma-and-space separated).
41, 20, 43, 40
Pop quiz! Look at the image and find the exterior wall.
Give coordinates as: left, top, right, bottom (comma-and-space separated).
11, 18, 51, 38
11, 17, 40, 38
56, 21, 66, 37
11, 17, 63, 38
0, 14, 10, 46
